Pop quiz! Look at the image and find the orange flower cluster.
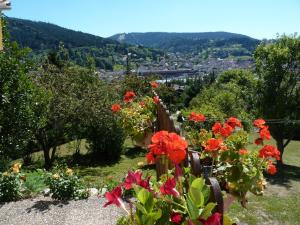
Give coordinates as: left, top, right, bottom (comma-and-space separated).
150, 81, 159, 88
123, 91, 136, 103
253, 119, 271, 145
147, 131, 188, 164
259, 145, 280, 160
212, 117, 242, 138
111, 104, 121, 112
188, 112, 206, 123
204, 138, 225, 152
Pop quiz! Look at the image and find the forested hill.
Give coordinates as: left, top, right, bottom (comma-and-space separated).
6, 17, 163, 70
110, 32, 260, 58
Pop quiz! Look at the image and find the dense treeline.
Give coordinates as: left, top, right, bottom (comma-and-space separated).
110, 32, 260, 58
7, 17, 163, 70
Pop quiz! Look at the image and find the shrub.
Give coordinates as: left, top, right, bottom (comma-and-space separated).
0, 163, 25, 202
87, 116, 125, 162
45, 164, 89, 200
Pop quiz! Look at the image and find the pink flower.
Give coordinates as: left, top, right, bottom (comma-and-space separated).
199, 212, 222, 225
103, 186, 125, 208
170, 212, 182, 224
123, 171, 150, 190
160, 178, 179, 198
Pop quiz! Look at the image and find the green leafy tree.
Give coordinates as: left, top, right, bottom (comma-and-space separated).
0, 18, 49, 167
254, 35, 300, 165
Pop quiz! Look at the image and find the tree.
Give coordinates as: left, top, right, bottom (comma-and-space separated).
255, 35, 300, 165
0, 20, 49, 168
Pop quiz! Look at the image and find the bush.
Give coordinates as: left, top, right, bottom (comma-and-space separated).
45, 164, 89, 200
87, 117, 125, 162
0, 163, 24, 202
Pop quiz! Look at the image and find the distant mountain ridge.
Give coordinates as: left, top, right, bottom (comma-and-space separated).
110, 32, 260, 58
6, 17, 163, 70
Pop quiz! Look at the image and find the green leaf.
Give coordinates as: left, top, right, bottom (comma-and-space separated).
186, 195, 200, 220
200, 202, 216, 220
189, 178, 205, 207
137, 188, 151, 205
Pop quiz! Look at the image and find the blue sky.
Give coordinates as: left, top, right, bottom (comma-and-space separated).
4, 0, 300, 39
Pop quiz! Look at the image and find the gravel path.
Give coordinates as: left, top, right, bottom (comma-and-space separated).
0, 196, 125, 225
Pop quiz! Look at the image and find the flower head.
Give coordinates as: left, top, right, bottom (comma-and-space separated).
188, 112, 206, 123
66, 168, 73, 176
204, 138, 223, 152
111, 104, 121, 112
52, 173, 60, 179
239, 149, 248, 155
153, 96, 159, 104
259, 145, 280, 160
170, 212, 182, 224
123, 171, 150, 190
267, 161, 277, 175
254, 138, 263, 145
199, 212, 222, 225
148, 131, 187, 164
123, 91, 136, 103
12, 163, 21, 173
160, 178, 179, 197
259, 126, 271, 140
150, 81, 159, 88
253, 118, 266, 128
227, 117, 242, 128
103, 186, 125, 208
212, 122, 233, 138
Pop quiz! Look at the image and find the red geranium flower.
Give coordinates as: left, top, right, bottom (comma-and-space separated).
188, 112, 206, 122
170, 212, 182, 224
254, 138, 263, 145
146, 152, 155, 164
139, 101, 145, 107
103, 186, 125, 208
239, 149, 248, 155
212, 122, 233, 138
227, 117, 242, 128
160, 178, 179, 198
204, 138, 223, 152
267, 161, 277, 175
153, 96, 159, 104
199, 212, 222, 225
148, 131, 188, 164
111, 104, 121, 112
123, 171, 150, 190
253, 118, 266, 129
150, 81, 159, 88
259, 126, 271, 140
259, 145, 281, 160
123, 91, 136, 103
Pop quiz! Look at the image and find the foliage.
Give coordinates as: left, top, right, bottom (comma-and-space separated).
254, 34, 300, 163
33, 64, 124, 167
0, 22, 49, 163
106, 170, 222, 225
110, 32, 260, 58
7, 18, 163, 70
188, 69, 257, 128
0, 163, 25, 202
45, 163, 89, 200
